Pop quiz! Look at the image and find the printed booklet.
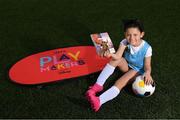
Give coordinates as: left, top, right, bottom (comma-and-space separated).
90, 32, 116, 56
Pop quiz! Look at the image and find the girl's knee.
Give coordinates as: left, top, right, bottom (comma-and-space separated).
117, 58, 129, 72
109, 58, 124, 67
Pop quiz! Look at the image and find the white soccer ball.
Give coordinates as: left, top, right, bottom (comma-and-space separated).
132, 75, 155, 97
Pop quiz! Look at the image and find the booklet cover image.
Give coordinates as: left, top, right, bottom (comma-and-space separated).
90, 32, 116, 56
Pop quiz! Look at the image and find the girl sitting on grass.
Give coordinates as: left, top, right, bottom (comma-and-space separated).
86, 19, 154, 112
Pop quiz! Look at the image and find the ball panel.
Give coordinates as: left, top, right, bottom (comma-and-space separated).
132, 75, 155, 97
139, 81, 145, 88
144, 92, 151, 96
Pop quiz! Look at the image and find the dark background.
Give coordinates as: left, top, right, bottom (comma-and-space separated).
0, 0, 180, 118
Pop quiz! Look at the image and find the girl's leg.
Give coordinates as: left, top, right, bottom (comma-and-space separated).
86, 58, 126, 98
113, 57, 129, 73
116, 58, 139, 85
96, 57, 129, 86
90, 69, 138, 112
114, 69, 138, 90
95, 63, 115, 86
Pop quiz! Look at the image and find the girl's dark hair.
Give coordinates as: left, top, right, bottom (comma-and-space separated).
122, 19, 144, 32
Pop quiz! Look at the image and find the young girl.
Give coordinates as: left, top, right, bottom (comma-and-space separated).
85, 19, 154, 112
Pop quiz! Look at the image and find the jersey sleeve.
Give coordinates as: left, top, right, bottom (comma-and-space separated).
145, 46, 152, 57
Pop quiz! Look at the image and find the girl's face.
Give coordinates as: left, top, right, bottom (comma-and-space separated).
125, 27, 144, 47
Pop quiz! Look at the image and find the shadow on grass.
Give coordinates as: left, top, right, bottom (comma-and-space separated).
65, 95, 90, 109
123, 84, 138, 98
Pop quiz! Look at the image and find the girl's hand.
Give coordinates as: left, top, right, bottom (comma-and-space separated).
104, 51, 112, 58
104, 51, 118, 60
143, 72, 154, 85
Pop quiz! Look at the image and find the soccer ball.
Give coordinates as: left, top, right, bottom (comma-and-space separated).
132, 75, 155, 97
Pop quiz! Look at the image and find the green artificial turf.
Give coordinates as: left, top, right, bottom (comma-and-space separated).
0, 0, 180, 118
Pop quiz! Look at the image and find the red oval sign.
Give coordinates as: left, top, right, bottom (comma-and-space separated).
9, 46, 110, 85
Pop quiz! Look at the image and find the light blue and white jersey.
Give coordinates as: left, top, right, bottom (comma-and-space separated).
123, 40, 152, 74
